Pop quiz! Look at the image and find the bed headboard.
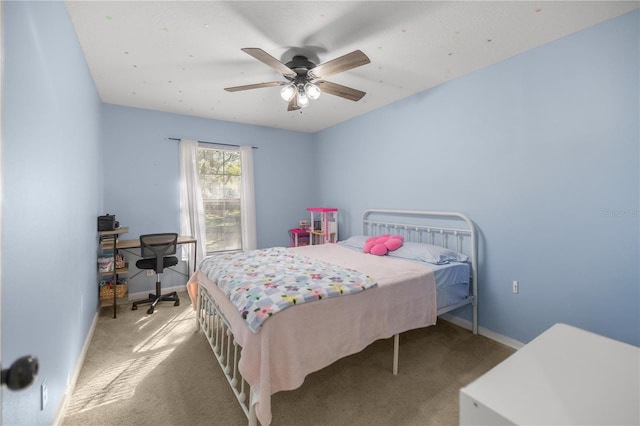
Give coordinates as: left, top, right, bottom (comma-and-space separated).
361, 209, 478, 333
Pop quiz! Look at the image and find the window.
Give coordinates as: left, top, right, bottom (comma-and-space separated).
196, 146, 242, 253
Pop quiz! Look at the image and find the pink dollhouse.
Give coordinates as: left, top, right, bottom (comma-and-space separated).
307, 207, 338, 244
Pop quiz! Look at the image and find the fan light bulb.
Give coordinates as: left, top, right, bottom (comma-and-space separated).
297, 87, 309, 107
297, 92, 309, 107
280, 84, 296, 101
305, 83, 321, 100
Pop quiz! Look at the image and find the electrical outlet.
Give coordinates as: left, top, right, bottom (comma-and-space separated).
512, 280, 519, 294
41, 378, 48, 410
146, 270, 154, 276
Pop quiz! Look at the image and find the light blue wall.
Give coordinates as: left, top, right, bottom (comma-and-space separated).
314, 10, 640, 346
2, 4, 638, 425
101, 105, 315, 294
2, 1, 102, 424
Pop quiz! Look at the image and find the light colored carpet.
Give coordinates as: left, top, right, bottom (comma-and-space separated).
62, 292, 514, 426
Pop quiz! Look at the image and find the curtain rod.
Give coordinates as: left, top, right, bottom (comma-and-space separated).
168, 137, 257, 149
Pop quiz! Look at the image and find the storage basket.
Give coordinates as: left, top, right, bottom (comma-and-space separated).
98, 254, 125, 272
98, 256, 113, 273
99, 278, 128, 300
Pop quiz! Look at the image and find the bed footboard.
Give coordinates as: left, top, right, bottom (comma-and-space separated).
196, 285, 257, 425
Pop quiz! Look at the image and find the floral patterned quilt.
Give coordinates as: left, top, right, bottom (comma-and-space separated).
198, 247, 378, 332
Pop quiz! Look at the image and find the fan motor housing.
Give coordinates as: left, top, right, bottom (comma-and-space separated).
285, 55, 316, 77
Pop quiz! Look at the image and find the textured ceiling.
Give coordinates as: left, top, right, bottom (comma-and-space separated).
65, 1, 638, 133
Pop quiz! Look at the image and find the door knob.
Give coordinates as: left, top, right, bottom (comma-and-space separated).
1, 355, 39, 390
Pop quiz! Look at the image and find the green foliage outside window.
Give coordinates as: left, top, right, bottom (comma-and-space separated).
197, 148, 242, 253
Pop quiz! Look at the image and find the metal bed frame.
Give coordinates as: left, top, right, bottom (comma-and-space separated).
195, 209, 478, 425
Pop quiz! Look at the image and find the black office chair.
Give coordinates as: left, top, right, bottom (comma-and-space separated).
132, 233, 180, 314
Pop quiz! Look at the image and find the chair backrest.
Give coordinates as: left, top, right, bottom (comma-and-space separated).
139, 233, 178, 260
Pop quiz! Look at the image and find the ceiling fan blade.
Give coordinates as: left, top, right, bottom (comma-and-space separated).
308, 50, 370, 80
316, 81, 366, 102
241, 48, 296, 79
224, 81, 286, 92
287, 97, 301, 111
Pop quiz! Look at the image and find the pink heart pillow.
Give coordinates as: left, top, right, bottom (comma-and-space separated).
363, 235, 404, 256
363, 235, 387, 253
370, 243, 388, 256
385, 236, 403, 251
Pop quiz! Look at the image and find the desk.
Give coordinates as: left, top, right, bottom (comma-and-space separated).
459, 323, 639, 425
114, 235, 198, 274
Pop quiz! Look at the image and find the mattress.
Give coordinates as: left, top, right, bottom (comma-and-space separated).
338, 244, 471, 310
429, 261, 470, 309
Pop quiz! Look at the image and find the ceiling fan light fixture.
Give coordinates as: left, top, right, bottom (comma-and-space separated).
227, 48, 370, 111
305, 83, 321, 100
280, 83, 296, 101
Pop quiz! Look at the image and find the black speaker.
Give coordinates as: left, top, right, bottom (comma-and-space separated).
98, 214, 119, 231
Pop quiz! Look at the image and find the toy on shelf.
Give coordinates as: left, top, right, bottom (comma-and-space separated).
307, 207, 338, 244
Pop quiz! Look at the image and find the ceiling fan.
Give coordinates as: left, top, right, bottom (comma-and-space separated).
224, 48, 370, 111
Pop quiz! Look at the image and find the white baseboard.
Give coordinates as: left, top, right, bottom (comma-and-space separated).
53, 310, 99, 426
439, 313, 524, 350
127, 284, 187, 301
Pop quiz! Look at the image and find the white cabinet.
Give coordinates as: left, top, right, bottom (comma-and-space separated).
459, 323, 639, 426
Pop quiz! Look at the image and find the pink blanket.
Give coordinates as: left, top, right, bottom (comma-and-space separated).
186, 244, 437, 425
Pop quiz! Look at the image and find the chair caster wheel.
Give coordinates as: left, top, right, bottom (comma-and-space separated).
132, 305, 138, 311
174, 301, 180, 306
147, 307, 154, 315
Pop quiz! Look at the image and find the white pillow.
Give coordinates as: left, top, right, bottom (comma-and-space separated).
388, 242, 468, 265
338, 235, 368, 250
